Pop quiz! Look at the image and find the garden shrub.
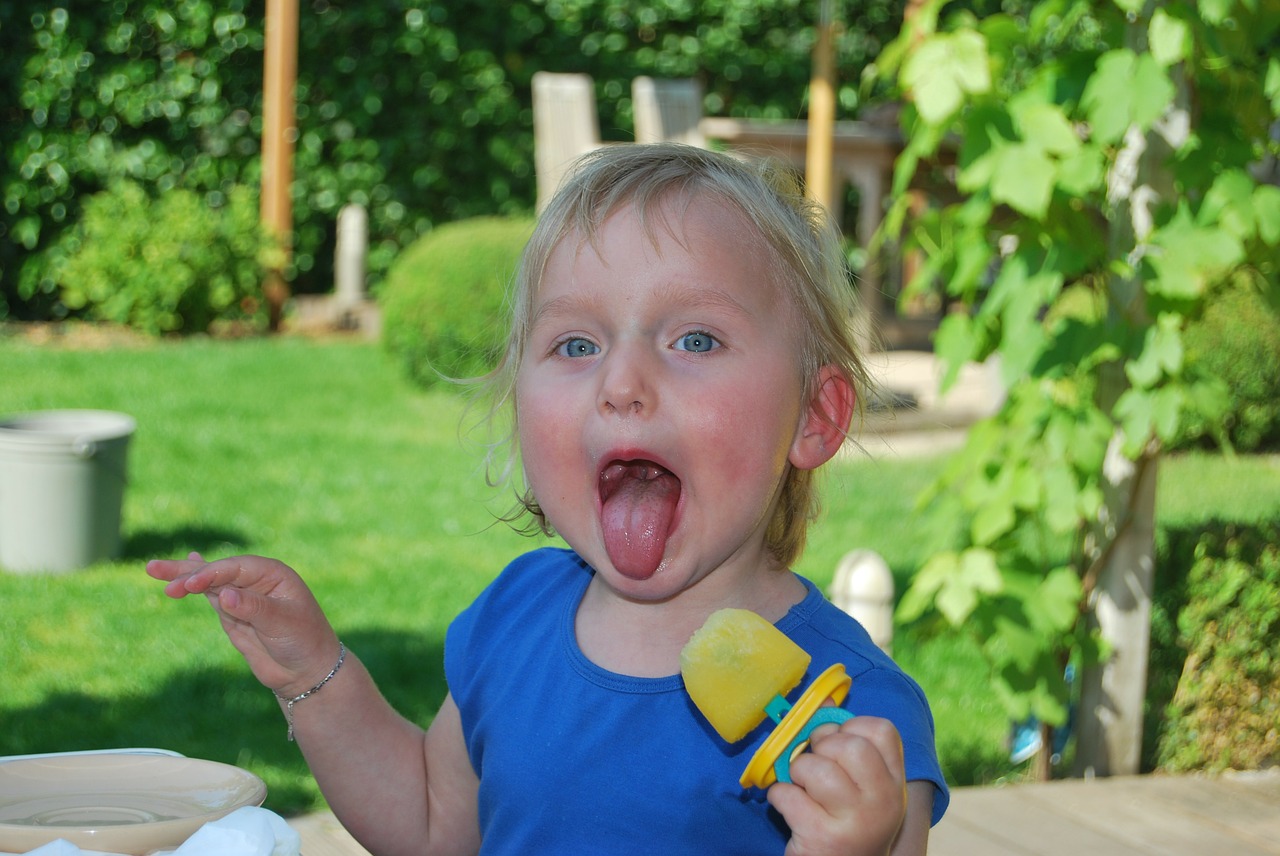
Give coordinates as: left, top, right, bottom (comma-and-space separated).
1180, 278, 1280, 451
381, 215, 535, 387
1150, 522, 1280, 772
55, 180, 274, 335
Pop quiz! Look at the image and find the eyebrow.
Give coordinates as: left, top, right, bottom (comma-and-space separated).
529, 282, 757, 330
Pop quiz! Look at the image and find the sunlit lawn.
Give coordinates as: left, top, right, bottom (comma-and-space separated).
2, 331, 1277, 813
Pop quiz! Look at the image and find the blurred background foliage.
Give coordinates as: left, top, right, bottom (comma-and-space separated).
1, 0, 909, 322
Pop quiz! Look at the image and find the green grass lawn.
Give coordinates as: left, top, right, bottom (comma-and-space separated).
2, 332, 1278, 813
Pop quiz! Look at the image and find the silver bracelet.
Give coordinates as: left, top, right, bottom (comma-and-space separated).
275, 642, 346, 742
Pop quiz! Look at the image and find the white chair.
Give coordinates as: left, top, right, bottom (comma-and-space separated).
532, 72, 605, 210
632, 76, 706, 148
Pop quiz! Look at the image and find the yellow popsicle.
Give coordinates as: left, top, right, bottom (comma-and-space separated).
680, 608, 812, 743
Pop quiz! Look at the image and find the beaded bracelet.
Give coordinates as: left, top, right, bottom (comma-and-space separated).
276, 642, 346, 742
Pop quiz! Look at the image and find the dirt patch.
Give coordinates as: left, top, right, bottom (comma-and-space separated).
1, 315, 378, 349
1, 321, 158, 350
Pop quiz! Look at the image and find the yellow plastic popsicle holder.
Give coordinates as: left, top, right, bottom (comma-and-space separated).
739, 663, 853, 789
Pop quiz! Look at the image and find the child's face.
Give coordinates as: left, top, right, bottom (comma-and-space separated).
515, 195, 816, 602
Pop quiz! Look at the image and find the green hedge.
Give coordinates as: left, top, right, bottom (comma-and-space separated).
1180, 279, 1280, 452
55, 180, 274, 334
0, 0, 906, 321
381, 215, 535, 387
1149, 522, 1280, 772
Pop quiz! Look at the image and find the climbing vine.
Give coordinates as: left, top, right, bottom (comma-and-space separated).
875, 0, 1279, 740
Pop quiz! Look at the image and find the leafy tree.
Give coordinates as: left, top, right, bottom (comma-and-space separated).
877, 0, 1278, 776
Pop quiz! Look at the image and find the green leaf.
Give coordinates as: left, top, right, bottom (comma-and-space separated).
1055, 144, 1105, 196
988, 614, 1045, 672
1072, 406, 1113, 472
1267, 57, 1280, 113
1081, 49, 1176, 144
1125, 315, 1184, 388
972, 497, 1015, 545
1255, 185, 1280, 246
990, 141, 1056, 218
1026, 567, 1083, 635
1041, 463, 1080, 532
980, 251, 1025, 318
953, 230, 995, 293
1001, 321, 1050, 387
1149, 9, 1191, 67
898, 548, 1004, 626
1114, 388, 1155, 457
957, 104, 1015, 192
1148, 205, 1245, 299
1152, 383, 1184, 442
1200, 169, 1259, 241
1199, 0, 1234, 25
1000, 268, 1060, 380
896, 551, 955, 623
1013, 100, 1079, 157
957, 137, 999, 193
903, 29, 992, 124
1077, 483, 1105, 520
1011, 465, 1041, 510
934, 313, 978, 391
938, 548, 1005, 624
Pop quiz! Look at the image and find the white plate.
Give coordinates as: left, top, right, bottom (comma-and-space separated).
0, 754, 266, 854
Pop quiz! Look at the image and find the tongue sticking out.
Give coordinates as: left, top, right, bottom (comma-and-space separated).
599, 461, 680, 580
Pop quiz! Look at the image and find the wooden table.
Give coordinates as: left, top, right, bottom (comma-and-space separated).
699, 116, 903, 245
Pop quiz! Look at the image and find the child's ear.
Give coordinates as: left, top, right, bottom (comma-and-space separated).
789, 365, 856, 470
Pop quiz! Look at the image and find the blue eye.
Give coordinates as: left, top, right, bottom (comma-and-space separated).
676, 331, 719, 353
556, 337, 599, 357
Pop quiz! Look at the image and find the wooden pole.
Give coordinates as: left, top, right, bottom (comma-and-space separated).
261, 0, 298, 332
805, 0, 837, 214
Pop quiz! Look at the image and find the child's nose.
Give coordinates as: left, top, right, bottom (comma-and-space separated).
598, 342, 656, 416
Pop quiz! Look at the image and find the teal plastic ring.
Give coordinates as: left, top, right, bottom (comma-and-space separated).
772, 707, 854, 784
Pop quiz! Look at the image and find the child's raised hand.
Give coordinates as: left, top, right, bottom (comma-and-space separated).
767, 715, 909, 856
146, 553, 340, 699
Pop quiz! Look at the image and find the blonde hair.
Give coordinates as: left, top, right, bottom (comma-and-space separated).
481, 142, 871, 567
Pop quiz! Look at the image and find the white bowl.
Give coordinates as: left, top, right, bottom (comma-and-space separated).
0, 754, 266, 854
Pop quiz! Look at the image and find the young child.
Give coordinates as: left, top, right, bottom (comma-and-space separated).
148, 143, 949, 856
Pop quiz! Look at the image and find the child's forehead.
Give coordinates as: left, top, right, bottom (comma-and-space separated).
559, 191, 761, 262
525, 197, 804, 333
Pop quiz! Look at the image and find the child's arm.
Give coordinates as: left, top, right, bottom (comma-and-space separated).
146, 554, 481, 856
766, 716, 930, 856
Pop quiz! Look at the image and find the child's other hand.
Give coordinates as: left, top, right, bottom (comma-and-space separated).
146, 553, 340, 699
767, 715, 908, 856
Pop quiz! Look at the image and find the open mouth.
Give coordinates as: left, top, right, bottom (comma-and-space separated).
598, 459, 682, 581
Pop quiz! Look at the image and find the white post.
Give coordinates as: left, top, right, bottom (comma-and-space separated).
830, 549, 894, 654
335, 203, 368, 312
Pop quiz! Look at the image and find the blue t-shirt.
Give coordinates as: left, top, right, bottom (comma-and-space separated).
445, 547, 949, 854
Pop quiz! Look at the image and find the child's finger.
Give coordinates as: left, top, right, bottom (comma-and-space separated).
214, 585, 271, 624
791, 718, 906, 816
145, 557, 202, 582
185, 555, 292, 595
818, 717, 905, 779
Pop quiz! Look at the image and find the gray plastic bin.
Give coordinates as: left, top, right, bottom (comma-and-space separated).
0, 410, 136, 573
